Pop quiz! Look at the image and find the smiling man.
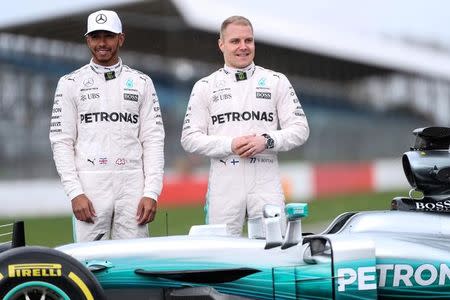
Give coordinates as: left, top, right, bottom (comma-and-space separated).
181, 16, 309, 235
49, 10, 165, 242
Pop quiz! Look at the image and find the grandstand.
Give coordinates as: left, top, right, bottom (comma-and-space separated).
0, 0, 446, 180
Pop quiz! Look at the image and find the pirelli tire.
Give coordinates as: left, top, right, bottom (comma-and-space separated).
0, 246, 106, 300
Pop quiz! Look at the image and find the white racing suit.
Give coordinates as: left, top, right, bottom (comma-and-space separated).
181, 63, 309, 235
50, 59, 164, 241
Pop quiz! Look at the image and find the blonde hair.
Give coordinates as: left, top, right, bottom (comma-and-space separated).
220, 16, 253, 39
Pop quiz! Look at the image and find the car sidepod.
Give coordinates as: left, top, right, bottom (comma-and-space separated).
303, 235, 377, 300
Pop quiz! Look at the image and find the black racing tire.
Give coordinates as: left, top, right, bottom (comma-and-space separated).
0, 246, 106, 300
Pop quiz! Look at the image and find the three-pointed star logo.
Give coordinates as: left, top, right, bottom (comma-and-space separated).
83, 78, 94, 87
95, 14, 107, 24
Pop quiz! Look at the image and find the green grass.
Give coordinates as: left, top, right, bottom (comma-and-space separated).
0, 190, 406, 247
300, 190, 405, 224
0, 206, 206, 247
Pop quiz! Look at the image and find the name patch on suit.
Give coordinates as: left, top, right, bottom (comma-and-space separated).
124, 93, 139, 102
256, 92, 271, 99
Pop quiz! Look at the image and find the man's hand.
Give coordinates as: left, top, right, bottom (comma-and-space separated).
232, 134, 254, 155
136, 197, 157, 225
71, 194, 96, 223
232, 134, 266, 157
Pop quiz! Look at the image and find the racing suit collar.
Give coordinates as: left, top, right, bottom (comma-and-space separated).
223, 62, 256, 82
89, 57, 123, 79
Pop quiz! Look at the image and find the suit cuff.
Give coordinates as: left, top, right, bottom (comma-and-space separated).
144, 191, 159, 202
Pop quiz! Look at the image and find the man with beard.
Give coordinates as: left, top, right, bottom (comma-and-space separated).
50, 10, 165, 242
181, 16, 309, 236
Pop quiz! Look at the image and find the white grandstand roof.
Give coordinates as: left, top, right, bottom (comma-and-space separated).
172, 0, 450, 80
3, 0, 450, 80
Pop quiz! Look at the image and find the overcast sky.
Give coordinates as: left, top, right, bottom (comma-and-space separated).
294, 1, 450, 47
0, 0, 131, 27
2, 0, 450, 50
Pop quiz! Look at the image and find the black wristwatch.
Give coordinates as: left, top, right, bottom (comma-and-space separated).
262, 133, 274, 149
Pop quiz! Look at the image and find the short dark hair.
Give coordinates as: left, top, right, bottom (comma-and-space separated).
220, 16, 253, 39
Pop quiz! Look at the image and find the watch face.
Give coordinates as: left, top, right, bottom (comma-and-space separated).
267, 138, 274, 149
263, 134, 274, 149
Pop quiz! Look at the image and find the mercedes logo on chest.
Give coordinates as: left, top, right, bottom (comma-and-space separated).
95, 14, 107, 24
83, 78, 94, 87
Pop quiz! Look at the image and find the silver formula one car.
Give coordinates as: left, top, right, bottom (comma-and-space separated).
1, 127, 450, 300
